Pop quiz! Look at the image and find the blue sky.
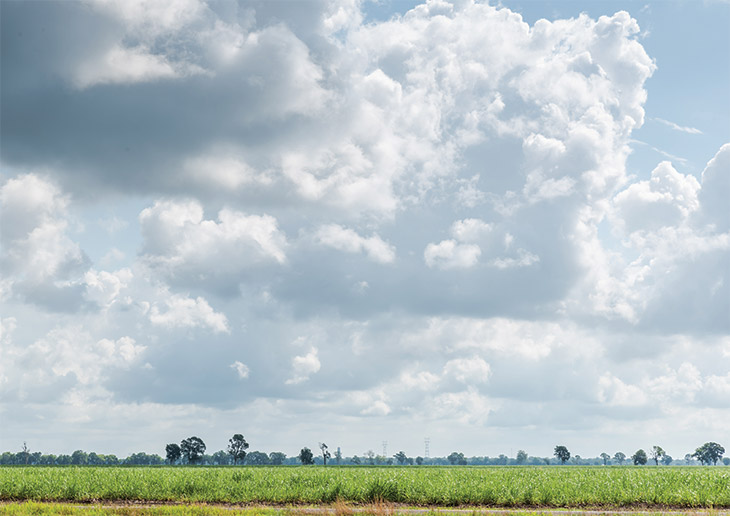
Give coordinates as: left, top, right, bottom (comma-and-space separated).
1, 0, 728, 461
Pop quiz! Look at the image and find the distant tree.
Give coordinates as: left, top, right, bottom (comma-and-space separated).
415, 456, 424, 466
722, 457, 730, 466
19, 442, 30, 465
600, 453, 610, 466
447, 452, 467, 465
516, 450, 528, 465
212, 450, 230, 465
181, 437, 206, 464
693, 442, 725, 465
613, 452, 626, 465
650, 446, 665, 466
71, 450, 88, 465
365, 450, 375, 465
227, 434, 249, 465
299, 447, 314, 465
685, 454, 693, 465
105, 454, 119, 465
88, 452, 104, 465
269, 452, 287, 465
57, 454, 72, 465
166, 443, 182, 465
543, 458, 550, 465
125, 452, 164, 465
394, 451, 408, 465
661, 454, 673, 466
245, 451, 271, 465
632, 449, 647, 465
554, 446, 570, 465
351, 455, 361, 465
334, 448, 342, 465
319, 443, 331, 466
39, 454, 56, 465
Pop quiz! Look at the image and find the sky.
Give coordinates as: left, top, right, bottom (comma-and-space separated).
1, 0, 728, 461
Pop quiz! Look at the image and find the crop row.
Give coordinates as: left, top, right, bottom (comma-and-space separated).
1, 466, 729, 507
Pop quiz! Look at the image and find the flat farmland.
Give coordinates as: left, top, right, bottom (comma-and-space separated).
1, 466, 729, 509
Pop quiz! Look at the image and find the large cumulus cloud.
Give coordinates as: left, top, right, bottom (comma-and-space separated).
1, 0, 728, 456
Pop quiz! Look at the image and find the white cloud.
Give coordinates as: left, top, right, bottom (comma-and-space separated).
489, 249, 540, 269
74, 45, 186, 89
613, 161, 700, 233
149, 293, 229, 333
424, 240, 481, 269
402, 317, 596, 360
698, 143, 730, 231
139, 200, 287, 285
84, 268, 133, 308
442, 357, 491, 384
286, 347, 321, 385
0, 174, 90, 310
450, 218, 492, 243
315, 224, 395, 263
183, 152, 272, 190
4, 326, 145, 402
654, 117, 703, 135
230, 361, 250, 379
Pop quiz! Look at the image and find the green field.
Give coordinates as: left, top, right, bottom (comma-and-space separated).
1, 466, 729, 508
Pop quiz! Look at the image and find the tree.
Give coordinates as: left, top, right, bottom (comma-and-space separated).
394, 451, 408, 465
692, 442, 725, 465
227, 434, 249, 465
19, 442, 30, 465
722, 457, 730, 466
600, 453, 610, 466
554, 446, 570, 465
88, 452, 104, 465
365, 450, 375, 465
447, 452, 467, 465
211, 450, 230, 465
71, 450, 88, 465
319, 443, 331, 466
299, 447, 314, 465
351, 455, 361, 465
685, 454, 693, 465
334, 448, 342, 465
269, 452, 287, 465
516, 450, 528, 465
181, 436, 206, 464
245, 451, 270, 465
632, 449, 647, 465
165, 443, 181, 465
415, 456, 424, 465
661, 454, 673, 466
650, 446, 665, 466
613, 452, 626, 465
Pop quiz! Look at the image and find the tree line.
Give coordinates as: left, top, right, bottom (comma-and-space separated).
552, 442, 726, 466
3, 439, 726, 467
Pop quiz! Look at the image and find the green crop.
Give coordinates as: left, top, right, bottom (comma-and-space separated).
1, 466, 728, 508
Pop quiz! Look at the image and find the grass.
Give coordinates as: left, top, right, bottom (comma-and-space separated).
0, 466, 729, 509
0, 502, 282, 515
